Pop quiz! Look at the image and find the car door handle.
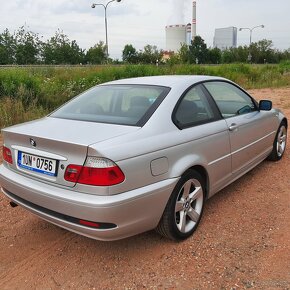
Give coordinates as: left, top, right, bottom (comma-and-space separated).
229, 123, 238, 131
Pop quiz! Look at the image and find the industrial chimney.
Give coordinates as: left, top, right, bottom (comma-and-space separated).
192, 1, 197, 41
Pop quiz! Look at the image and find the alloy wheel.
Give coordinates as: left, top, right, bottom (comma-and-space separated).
175, 178, 204, 234
276, 125, 287, 157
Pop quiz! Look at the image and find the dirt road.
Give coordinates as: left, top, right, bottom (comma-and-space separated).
0, 88, 289, 289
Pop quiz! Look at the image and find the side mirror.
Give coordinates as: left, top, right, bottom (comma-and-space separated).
259, 100, 272, 111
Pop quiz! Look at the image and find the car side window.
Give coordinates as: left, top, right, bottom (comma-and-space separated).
203, 82, 257, 118
174, 85, 215, 128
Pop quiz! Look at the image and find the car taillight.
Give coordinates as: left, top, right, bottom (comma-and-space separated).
3, 146, 13, 164
64, 157, 125, 186
64, 165, 82, 183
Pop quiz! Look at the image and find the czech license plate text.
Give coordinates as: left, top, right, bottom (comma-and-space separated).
17, 151, 57, 176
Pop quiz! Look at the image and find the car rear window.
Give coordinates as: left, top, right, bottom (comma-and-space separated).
50, 85, 170, 126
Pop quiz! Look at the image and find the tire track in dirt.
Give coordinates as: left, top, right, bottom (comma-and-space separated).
0, 231, 76, 289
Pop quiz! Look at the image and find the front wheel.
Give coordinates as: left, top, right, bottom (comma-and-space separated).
267, 121, 287, 161
156, 170, 205, 241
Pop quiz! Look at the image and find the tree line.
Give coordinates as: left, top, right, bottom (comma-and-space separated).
0, 27, 289, 65
171, 36, 290, 65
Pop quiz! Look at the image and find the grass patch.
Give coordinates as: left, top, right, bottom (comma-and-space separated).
0, 63, 289, 127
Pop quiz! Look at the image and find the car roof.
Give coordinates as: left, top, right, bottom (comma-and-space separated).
101, 75, 228, 88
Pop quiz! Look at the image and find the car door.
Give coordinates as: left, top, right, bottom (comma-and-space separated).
203, 81, 277, 175
172, 84, 232, 195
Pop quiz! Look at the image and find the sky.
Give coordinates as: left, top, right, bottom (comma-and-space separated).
0, 0, 289, 59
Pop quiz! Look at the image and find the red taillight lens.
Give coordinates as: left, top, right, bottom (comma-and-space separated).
3, 146, 13, 164
64, 165, 82, 183
64, 157, 125, 186
78, 166, 125, 186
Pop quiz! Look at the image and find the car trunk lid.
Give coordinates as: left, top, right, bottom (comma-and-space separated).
2, 117, 139, 187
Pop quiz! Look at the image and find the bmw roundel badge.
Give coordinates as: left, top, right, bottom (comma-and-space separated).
30, 138, 36, 147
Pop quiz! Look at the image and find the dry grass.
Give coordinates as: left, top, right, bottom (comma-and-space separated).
0, 97, 48, 129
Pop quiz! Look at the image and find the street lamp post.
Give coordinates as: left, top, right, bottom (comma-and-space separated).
239, 25, 264, 62
91, 0, 121, 59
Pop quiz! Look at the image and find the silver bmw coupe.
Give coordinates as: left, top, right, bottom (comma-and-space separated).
0, 76, 287, 241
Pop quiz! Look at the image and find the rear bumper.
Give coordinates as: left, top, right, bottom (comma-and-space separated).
0, 165, 178, 241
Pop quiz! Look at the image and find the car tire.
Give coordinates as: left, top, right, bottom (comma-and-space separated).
156, 170, 205, 241
267, 121, 287, 161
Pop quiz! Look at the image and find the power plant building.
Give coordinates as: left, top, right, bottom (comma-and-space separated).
165, 1, 197, 52
214, 27, 238, 50
165, 25, 187, 52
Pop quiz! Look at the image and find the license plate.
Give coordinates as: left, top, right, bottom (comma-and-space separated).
17, 151, 57, 177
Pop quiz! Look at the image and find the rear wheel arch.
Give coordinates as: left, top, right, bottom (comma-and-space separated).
186, 165, 209, 199
282, 118, 288, 128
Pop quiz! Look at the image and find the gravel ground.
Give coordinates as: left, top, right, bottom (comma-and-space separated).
0, 88, 289, 290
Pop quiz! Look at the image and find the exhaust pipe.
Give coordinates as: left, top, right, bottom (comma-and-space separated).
9, 201, 18, 208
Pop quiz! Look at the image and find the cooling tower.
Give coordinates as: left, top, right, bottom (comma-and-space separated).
165, 24, 187, 52
186, 23, 192, 45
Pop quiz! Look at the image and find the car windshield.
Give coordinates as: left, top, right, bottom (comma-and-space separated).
50, 84, 170, 126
